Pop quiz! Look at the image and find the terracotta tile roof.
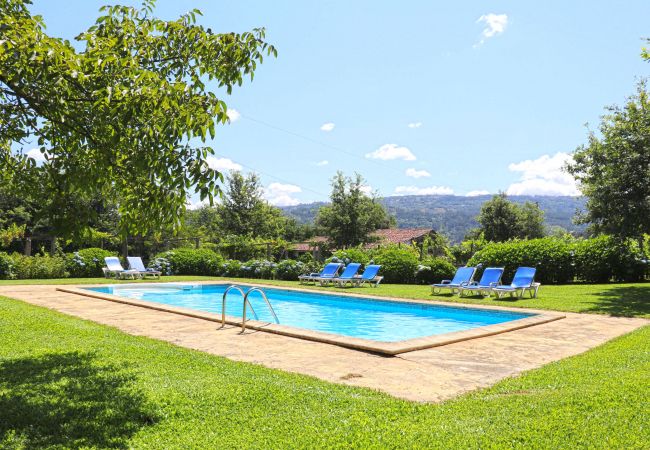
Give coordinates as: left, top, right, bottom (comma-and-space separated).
371, 228, 433, 244
291, 236, 328, 252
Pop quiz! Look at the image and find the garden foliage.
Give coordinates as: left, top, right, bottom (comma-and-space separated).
66, 248, 116, 278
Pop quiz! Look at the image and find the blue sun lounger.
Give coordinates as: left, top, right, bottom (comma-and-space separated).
431, 266, 476, 294
298, 262, 343, 284
331, 263, 363, 287
127, 256, 162, 279
459, 267, 504, 297
352, 264, 383, 288
493, 267, 540, 299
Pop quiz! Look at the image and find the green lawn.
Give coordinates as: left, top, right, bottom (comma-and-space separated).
1, 276, 648, 318
0, 296, 648, 448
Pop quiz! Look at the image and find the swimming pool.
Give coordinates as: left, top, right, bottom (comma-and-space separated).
83, 283, 544, 352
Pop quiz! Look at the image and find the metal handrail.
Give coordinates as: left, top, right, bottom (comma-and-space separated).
221, 285, 257, 327
242, 287, 279, 332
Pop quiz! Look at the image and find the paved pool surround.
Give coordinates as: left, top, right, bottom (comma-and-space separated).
62, 282, 563, 355
1, 282, 646, 402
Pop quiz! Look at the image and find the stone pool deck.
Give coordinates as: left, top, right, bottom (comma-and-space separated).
1, 284, 647, 403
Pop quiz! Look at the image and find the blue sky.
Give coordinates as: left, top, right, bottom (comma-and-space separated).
30, 0, 650, 206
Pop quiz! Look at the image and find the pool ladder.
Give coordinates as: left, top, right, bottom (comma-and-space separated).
221, 285, 279, 332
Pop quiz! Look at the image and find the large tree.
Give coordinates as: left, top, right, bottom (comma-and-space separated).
316, 172, 394, 248
218, 172, 283, 238
0, 0, 276, 238
567, 81, 650, 241
477, 193, 545, 242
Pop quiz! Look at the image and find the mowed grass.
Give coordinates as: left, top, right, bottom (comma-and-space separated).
1, 276, 648, 318
0, 297, 648, 448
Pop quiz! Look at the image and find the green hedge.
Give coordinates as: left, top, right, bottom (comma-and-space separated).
0, 252, 15, 279
468, 236, 648, 284
414, 258, 457, 285
574, 235, 646, 283
156, 248, 224, 275
468, 238, 574, 284
10, 253, 68, 279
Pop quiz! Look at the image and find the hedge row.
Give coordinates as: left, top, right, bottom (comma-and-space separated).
153, 247, 456, 284
468, 236, 647, 284
0, 248, 119, 280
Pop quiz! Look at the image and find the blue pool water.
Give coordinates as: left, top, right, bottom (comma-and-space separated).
86, 284, 534, 342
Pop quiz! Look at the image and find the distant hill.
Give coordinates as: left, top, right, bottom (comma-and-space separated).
281, 195, 587, 243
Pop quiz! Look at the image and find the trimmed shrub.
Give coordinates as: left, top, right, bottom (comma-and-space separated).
414, 258, 457, 284
220, 259, 242, 277
274, 260, 305, 281
149, 256, 173, 276
468, 238, 574, 284
11, 253, 68, 279
240, 260, 276, 279
574, 235, 646, 283
329, 248, 370, 265
0, 252, 15, 279
156, 248, 223, 275
275, 259, 321, 280
66, 248, 116, 277
371, 245, 419, 284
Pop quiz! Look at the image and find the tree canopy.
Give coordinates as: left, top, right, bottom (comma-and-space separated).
477, 193, 546, 242
315, 172, 394, 248
182, 171, 311, 243
0, 0, 276, 238
567, 81, 650, 241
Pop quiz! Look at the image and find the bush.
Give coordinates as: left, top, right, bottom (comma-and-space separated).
274, 259, 320, 280
468, 237, 574, 284
239, 259, 276, 279
66, 248, 116, 277
220, 259, 242, 277
328, 248, 370, 265
156, 248, 223, 275
414, 258, 457, 284
11, 253, 68, 279
149, 256, 173, 276
574, 235, 647, 282
371, 245, 419, 284
0, 252, 15, 279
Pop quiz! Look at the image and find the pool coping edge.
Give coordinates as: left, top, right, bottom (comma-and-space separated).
57, 283, 565, 356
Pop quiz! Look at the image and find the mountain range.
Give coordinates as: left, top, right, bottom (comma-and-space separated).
281, 195, 587, 243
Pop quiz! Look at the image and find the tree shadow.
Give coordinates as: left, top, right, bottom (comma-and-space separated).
0, 351, 158, 449
583, 286, 650, 317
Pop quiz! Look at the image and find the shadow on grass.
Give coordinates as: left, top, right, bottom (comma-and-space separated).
0, 351, 158, 449
584, 286, 650, 317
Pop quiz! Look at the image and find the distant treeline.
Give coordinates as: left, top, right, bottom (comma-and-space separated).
281, 195, 587, 243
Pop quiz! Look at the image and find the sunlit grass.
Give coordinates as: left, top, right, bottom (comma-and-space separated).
1, 297, 647, 448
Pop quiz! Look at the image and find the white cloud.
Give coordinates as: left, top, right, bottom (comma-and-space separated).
465, 190, 490, 197
407, 122, 422, 129
405, 168, 431, 179
226, 108, 241, 122
316, 160, 329, 166
506, 152, 580, 196
186, 198, 210, 210
394, 185, 454, 195
360, 185, 373, 195
265, 182, 302, 206
205, 156, 242, 172
26, 147, 47, 163
475, 13, 508, 47
320, 122, 335, 132
365, 143, 416, 161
